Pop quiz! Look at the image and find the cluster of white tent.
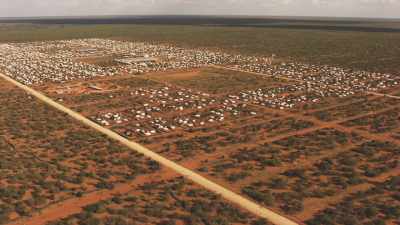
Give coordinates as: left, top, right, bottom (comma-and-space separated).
0, 43, 119, 85
90, 85, 256, 137
0, 39, 277, 85
1, 39, 399, 112
227, 80, 358, 109
233, 62, 400, 95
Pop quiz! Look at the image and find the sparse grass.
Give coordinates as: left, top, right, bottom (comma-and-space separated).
147, 68, 291, 94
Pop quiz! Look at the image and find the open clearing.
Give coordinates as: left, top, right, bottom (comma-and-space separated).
144, 68, 293, 95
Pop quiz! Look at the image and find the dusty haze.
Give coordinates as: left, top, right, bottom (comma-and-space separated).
1, 0, 399, 18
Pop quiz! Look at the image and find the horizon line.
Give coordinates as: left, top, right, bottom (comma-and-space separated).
1, 14, 399, 21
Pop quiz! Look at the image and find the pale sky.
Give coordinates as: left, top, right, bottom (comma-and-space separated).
1, 0, 399, 18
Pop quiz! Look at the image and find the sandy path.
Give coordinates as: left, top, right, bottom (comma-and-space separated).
0, 73, 299, 225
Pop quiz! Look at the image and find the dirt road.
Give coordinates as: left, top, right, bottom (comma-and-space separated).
0, 73, 299, 225
366, 91, 400, 100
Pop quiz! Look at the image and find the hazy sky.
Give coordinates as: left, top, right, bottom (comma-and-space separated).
1, 0, 400, 18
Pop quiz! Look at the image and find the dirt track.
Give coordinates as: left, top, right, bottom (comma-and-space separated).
0, 73, 299, 225
366, 91, 400, 100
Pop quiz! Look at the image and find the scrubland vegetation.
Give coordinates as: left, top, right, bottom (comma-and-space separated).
0, 19, 399, 224
1, 23, 400, 74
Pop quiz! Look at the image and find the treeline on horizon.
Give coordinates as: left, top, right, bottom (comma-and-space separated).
1, 15, 400, 33
0, 17, 399, 75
